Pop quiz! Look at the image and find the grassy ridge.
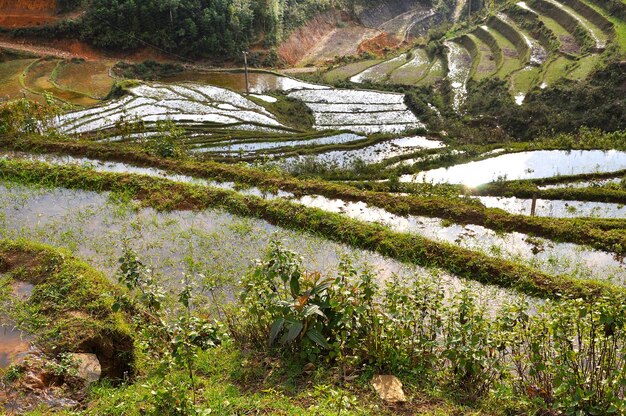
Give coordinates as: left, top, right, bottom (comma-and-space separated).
0, 157, 622, 300
0, 238, 135, 379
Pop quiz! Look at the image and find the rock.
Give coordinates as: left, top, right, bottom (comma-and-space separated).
371, 374, 406, 404
22, 371, 45, 391
70, 353, 101, 384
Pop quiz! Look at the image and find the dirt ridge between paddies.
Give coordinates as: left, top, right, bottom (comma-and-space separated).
0, 238, 135, 380
0, 157, 623, 302
2, 135, 626, 258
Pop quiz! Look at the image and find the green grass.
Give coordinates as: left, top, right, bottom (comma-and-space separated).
486, 26, 524, 78
467, 34, 498, 81
323, 59, 383, 83
510, 65, 542, 95
542, 55, 576, 84
566, 53, 600, 79
0, 238, 135, 379
579, 0, 626, 51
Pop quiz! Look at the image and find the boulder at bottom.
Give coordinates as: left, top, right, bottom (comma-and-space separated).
371, 374, 407, 404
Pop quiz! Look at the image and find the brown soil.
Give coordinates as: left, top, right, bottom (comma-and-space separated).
0, 35, 170, 63
278, 10, 350, 66
0, 0, 58, 28
357, 32, 402, 57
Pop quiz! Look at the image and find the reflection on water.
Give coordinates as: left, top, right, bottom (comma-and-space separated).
477, 196, 626, 219
161, 71, 327, 94
0, 322, 30, 369
281, 136, 445, 168
401, 150, 626, 186
295, 195, 626, 284
1, 282, 34, 368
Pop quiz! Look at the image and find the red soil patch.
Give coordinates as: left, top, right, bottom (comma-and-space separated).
357, 32, 402, 57
0, 35, 170, 63
0, 0, 58, 28
278, 10, 351, 66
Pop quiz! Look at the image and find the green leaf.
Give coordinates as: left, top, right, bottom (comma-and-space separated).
269, 318, 284, 346
310, 280, 332, 296
306, 329, 330, 349
282, 321, 304, 344
303, 304, 326, 319
290, 275, 300, 298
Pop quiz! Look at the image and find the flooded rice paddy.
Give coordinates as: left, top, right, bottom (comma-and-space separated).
476, 196, 626, 219
281, 136, 445, 168
0, 182, 527, 310
295, 195, 626, 284
161, 71, 328, 94
401, 150, 626, 186
287, 88, 425, 134
3, 151, 623, 286
57, 75, 425, 137
445, 41, 472, 111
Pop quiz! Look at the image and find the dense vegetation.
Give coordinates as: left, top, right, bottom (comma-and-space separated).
463, 59, 626, 139
76, 0, 348, 59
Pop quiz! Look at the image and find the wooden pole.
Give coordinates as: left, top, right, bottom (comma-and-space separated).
243, 51, 250, 95
531, 193, 537, 217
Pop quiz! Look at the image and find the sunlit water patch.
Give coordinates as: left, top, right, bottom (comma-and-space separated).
445, 41, 472, 111
401, 150, 626, 186
476, 196, 626, 219
162, 71, 329, 94
538, 177, 623, 189
56, 83, 285, 135
281, 136, 445, 169
287, 89, 425, 134
192, 133, 366, 155
0, 152, 294, 199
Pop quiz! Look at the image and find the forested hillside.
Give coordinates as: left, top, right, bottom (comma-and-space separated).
59, 0, 420, 59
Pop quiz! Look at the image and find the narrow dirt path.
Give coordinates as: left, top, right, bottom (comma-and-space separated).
0, 38, 80, 60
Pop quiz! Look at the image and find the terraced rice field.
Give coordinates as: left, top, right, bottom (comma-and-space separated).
0, 57, 38, 100
53, 60, 116, 100
464, 34, 498, 80
323, 0, 621, 107
0, 53, 114, 105
55, 80, 426, 155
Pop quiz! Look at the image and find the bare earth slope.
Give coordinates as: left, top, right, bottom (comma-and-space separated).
0, 0, 58, 28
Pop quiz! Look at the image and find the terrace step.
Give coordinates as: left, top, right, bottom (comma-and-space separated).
416, 56, 446, 86
481, 22, 525, 78
350, 53, 411, 83
463, 33, 498, 80
530, 0, 603, 51
516, 1, 583, 54
388, 48, 432, 84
